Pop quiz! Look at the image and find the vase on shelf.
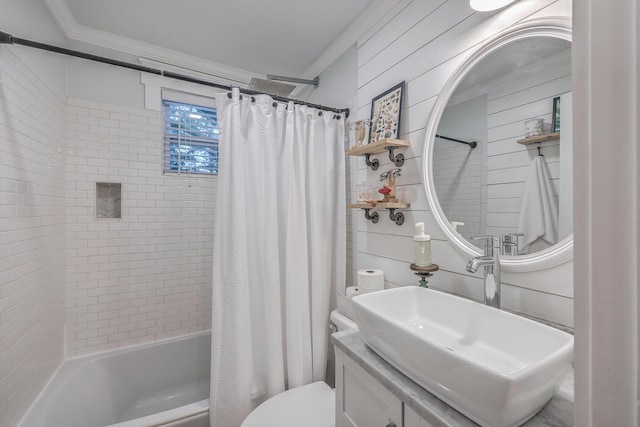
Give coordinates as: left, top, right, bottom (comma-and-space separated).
347, 119, 371, 148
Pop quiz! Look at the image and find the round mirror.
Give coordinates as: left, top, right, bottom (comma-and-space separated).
423, 19, 572, 272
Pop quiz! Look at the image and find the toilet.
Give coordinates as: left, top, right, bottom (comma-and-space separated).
240, 310, 357, 427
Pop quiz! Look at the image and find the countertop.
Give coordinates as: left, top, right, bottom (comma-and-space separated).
332, 329, 574, 427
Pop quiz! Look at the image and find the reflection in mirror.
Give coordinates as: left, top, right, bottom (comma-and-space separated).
433, 37, 572, 256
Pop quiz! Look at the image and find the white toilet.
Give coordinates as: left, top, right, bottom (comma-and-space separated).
240, 310, 357, 427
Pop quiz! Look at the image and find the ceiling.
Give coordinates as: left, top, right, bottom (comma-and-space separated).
59, 0, 375, 78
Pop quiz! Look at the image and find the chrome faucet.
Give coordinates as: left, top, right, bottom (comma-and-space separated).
466, 235, 501, 308
502, 233, 524, 256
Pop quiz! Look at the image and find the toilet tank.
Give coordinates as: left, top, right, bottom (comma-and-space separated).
327, 310, 356, 388
330, 310, 357, 331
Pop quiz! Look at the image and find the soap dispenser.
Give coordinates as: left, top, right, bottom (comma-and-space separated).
413, 222, 432, 267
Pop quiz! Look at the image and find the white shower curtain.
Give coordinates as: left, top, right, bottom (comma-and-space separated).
210, 88, 346, 427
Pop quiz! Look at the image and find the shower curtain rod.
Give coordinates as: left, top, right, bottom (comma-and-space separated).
0, 30, 349, 118
435, 134, 477, 148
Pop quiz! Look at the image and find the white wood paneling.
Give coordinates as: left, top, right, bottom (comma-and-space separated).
428, 269, 484, 302
486, 197, 522, 213
487, 162, 560, 185
357, 210, 442, 239
487, 137, 553, 157
501, 284, 573, 327
489, 75, 570, 114
501, 259, 573, 297
357, 231, 414, 262
357, 252, 415, 287
357, 0, 560, 110
358, 1, 446, 67
358, 1, 475, 88
487, 145, 560, 169
354, 0, 574, 328
358, 0, 414, 48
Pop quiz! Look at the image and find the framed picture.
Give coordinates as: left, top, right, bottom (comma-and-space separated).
369, 81, 405, 144
552, 96, 561, 133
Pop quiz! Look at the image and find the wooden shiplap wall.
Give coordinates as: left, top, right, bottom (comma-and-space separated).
437, 50, 572, 242
485, 51, 571, 239
352, 0, 574, 327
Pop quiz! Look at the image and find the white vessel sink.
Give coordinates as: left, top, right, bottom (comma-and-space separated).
351, 287, 573, 427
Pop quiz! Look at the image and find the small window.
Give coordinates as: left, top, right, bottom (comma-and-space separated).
162, 94, 218, 175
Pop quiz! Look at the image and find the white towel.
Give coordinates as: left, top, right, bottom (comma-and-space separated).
517, 155, 558, 254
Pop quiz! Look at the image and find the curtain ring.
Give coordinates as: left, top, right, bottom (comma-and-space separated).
318, 111, 323, 116
251, 96, 256, 102
272, 102, 277, 108
227, 92, 232, 99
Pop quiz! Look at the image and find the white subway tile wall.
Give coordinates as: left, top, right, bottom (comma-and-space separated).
64, 98, 214, 357
353, 0, 573, 328
433, 94, 485, 241
0, 47, 66, 427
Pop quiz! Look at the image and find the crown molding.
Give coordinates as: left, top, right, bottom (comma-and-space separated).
41, 0, 77, 36
42, 0, 403, 95
41, 0, 261, 85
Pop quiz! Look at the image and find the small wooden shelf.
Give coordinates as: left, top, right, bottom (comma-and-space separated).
517, 132, 560, 145
346, 138, 410, 156
348, 202, 410, 225
410, 263, 439, 287
348, 202, 411, 209
410, 263, 439, 273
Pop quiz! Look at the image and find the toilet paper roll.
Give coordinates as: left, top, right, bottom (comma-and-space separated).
346, 286, 360, 298
357, 269, 384, 293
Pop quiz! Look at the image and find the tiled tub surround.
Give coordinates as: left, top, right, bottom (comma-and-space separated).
0, 47, 66, 427
332, 329, 573, 427
64, 98, 214, 357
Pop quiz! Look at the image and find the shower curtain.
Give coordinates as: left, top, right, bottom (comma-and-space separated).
210, 88, 346, 427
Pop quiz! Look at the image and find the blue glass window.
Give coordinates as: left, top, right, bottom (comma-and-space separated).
162, 99, 218, 175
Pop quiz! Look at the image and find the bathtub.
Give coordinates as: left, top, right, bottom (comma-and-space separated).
19, 332, 211, 427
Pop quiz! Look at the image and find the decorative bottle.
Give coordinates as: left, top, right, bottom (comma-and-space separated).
414, 222, 432, 267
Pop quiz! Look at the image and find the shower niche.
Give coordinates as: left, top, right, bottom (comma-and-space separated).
96, 182, 122, 219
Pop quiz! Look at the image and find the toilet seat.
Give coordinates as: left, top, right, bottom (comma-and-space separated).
240, 381, 335, 427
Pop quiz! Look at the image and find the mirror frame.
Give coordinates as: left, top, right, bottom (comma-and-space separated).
423, 17, 572, 272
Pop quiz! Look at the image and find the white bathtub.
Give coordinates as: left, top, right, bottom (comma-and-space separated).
19, 332, 211, 427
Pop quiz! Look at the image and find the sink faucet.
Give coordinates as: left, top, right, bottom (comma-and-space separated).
466, 235, 501, 308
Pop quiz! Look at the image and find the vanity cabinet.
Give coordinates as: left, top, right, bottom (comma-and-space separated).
335, 348, 436, 427
333, 330, 573, 427
403, 406, 437, 427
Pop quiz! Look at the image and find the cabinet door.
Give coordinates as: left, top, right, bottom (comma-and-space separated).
404, 405, 437, 427
335, 349, 402, 427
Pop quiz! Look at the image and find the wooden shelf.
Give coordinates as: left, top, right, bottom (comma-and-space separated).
349, 202, 410, 225
348, 202, 411, 209
410, 263, 439, 273
517, 132, 560, 145
346, 138, 410, 156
